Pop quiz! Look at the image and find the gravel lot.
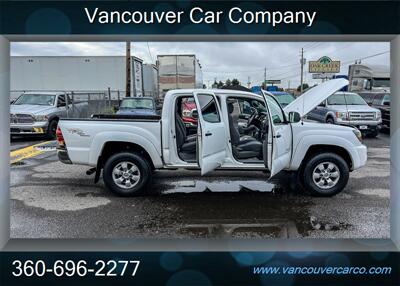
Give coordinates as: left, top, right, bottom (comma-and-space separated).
10, 132, 390, 239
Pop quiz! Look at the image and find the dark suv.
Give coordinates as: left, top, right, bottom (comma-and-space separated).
359, 92, 390, 129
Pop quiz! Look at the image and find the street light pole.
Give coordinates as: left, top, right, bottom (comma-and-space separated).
126, 41, 131, 97
300, 48, 304, 94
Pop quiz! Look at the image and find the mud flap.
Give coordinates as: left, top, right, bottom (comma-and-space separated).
94, 157, 102, 184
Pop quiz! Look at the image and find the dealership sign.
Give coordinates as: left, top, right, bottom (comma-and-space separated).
309, 56, 340, 73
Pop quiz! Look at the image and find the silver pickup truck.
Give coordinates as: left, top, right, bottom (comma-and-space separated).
10, 92, 88, 138
307, 92, 382, 137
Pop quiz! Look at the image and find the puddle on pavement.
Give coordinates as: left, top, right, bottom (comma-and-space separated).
158, 179, 285, 194
181, 219, 300, 238
11, 161, 26, 166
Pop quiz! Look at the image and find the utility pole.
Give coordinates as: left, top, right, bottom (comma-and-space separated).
126, 41, 131, 97
247, 76, 251, 88
264, 67, 267, 89
300, 48, 304, 94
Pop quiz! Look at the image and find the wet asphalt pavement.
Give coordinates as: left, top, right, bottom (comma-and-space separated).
10, 132, 390, 239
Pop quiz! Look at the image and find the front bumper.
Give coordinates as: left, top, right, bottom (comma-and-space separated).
352, 144, 368, 170
10, 121, 48, 135
337, 120, 382, 134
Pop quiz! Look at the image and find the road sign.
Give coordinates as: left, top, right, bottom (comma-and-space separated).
312, 73, 335, 79
265, 80, 281, 84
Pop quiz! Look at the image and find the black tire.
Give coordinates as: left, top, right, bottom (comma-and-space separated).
368, 130, 379, 138
301, 152, 349, 197
103, 152, 152, 197
46, 119, 58, 139
326, 117, 335, 124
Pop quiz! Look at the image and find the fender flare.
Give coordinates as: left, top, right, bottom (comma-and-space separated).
88, 131, 163, 168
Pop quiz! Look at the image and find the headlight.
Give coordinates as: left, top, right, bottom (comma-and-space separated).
335, 112, 349, 121
376, 110, 382, 120
34, 115, 48, 122
353, 129, 363, 142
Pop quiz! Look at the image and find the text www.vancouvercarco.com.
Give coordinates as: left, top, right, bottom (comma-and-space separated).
253, 266, 392, 275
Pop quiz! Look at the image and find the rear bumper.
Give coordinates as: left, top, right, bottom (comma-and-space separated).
352, 144, 368, 170
10, 121, 49, 135
57, 148, 72, 164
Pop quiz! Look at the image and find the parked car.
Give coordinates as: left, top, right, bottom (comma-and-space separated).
10, 92, 88, 138
57, 79, 367, 197
307, 92, 382, 137
268, 91, 296, 107
358, 92, 390, 129
181, 97, 198, 133
254, 90, 296, 107
116, 97, 158, 116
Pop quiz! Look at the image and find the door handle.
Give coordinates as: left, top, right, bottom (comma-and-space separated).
274, 134, 281, 138
205, 132, 212, 137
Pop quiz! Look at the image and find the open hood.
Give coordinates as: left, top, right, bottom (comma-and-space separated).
282, 78, 349, 117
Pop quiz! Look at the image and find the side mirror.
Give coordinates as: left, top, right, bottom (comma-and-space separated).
192, 109, 198, 119
318, 101, 326, 107
289, 111, 301, 123
10, 100, 15, 104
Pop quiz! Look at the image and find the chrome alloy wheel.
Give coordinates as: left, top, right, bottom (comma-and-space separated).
112, 161, 141, 189
312, 162, 341, 190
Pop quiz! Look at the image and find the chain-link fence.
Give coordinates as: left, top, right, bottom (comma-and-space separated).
10, 89, 161, 118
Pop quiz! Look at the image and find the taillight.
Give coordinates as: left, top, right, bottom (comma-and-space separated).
56, 126, 65, 147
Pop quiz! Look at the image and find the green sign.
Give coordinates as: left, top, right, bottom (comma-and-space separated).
309, 56, 340, 73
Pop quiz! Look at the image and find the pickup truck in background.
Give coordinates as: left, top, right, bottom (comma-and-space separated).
57, 79, 367, 197
358, 92, 391, 129
307, 92, 382, 137
11, 92, 88, 138
116, 97, 159, 116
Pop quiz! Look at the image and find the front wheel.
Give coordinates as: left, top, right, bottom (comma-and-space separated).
46, 119, 58, 139
326, 117, 335, 124
103, 152, 152, 196
301, 152, 349, 197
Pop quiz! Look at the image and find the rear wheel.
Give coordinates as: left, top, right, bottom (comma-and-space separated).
301, 152, 349, 197
103, 152, 152, 196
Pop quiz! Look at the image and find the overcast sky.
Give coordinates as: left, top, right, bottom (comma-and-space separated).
11, 42, 390, 88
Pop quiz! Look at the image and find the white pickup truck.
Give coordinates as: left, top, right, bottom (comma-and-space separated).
57, 79, 367, 197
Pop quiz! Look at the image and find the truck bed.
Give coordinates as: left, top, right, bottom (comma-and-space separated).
58, 117, 162, 166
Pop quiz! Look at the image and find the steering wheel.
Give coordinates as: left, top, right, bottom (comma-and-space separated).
246, 108, 258, 127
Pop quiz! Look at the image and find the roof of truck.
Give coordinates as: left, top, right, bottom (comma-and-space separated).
22, 91, 65, 95
165, 89, 261, 98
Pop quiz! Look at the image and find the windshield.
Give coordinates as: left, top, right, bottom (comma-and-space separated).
120, 98, 154, 109
373, 78, 390, 87
13, 94, 56, 106
273, 93, 295, 106
328, 93, 367, 105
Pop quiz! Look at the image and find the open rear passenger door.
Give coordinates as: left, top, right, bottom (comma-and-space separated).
193, 91, 227, 175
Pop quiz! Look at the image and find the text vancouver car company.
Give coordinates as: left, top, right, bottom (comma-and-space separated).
84, 7, 317, 27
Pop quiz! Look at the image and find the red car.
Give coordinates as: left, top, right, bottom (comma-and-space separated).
181, 97, 198, 127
